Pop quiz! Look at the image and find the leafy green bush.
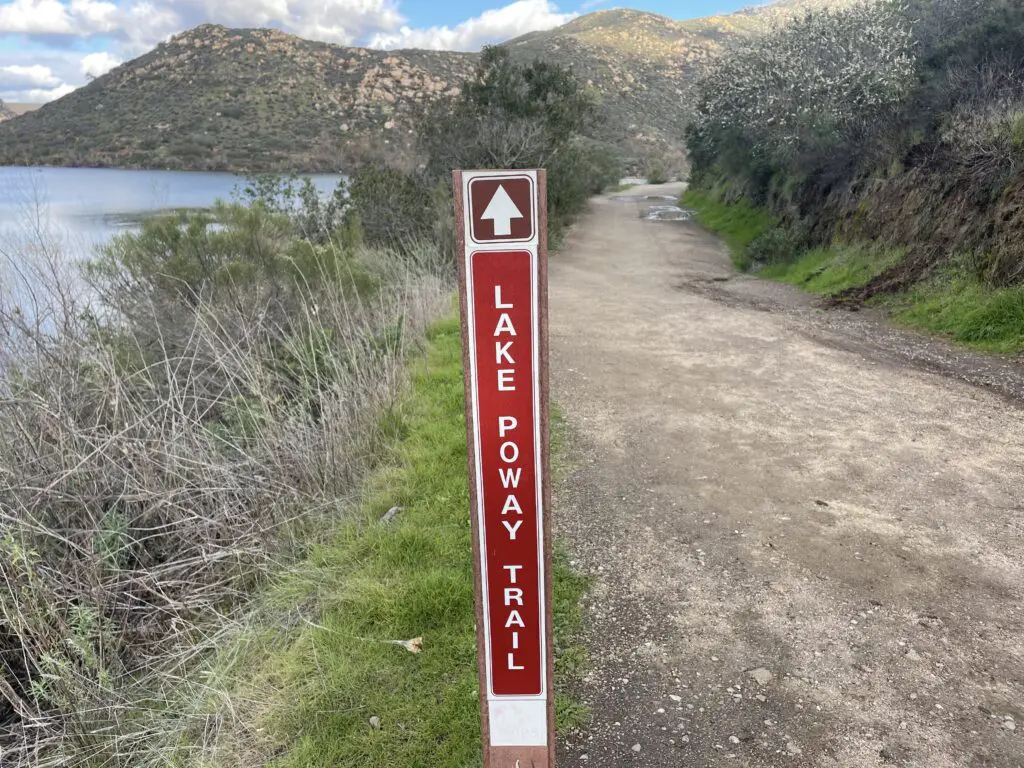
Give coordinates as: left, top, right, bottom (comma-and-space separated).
237, 173, 351, 244
0, 189, 454, 766
746, 222, 811, 267
686, 0, 1024, 288
346, 166, 446, 253
644, 158, 669, 185
689, 1, 916, 181
416, 46, 621, 241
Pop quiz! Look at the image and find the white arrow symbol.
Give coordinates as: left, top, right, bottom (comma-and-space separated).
481, 184, 524, 237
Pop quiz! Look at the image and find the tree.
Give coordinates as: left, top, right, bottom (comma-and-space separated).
419, 46, 600, 178
350, 46, 620, 247
690, 1, 917, 164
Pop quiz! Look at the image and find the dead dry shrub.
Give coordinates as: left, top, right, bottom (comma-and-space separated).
0, 201, 452, 766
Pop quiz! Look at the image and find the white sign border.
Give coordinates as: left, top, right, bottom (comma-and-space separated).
467, 173, 538, 246
461, 169, 548, 748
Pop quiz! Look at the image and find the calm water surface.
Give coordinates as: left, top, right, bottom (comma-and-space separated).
0, 166, 342, 312
0, 166, 342, 255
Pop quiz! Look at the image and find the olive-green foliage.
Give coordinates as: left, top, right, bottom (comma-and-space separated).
746, 221, 811, 268
237, 173, 351, 244
0, 188, 453, 765
346, 166, 444, 253
401, 46, 622, 245
88, 203, 374, 337
644, 157, 670, 185
344, 50, 618, 256
459, 46, 598, 144
687, 0, 1024, 288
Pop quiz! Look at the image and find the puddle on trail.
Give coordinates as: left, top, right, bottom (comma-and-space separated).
610, 194, 681, 204
607, 192, 694, 221
644, 205, 694, 222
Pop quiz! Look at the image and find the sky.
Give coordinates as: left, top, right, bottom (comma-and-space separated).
0, 0, 757, 104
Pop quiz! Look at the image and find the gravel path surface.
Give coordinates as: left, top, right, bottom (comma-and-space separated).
551, 184, 1024, 767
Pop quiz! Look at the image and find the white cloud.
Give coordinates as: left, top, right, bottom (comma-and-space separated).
370, 0, 577, 51
0, 64, 61, 88
0, 0, 582, 104
69, 0, 119, 32
81, 51, 123, 78
0, 0, 572, 50
0, 0, 74, 34
118, 2, 182, 53
0, 0, 405, 46
24, 83, 76, 101
1, 82, 76, 102
167, 0, 404, 45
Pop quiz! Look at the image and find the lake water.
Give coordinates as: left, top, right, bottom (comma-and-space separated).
0, 166, 342, 256
0, 166, 343, 315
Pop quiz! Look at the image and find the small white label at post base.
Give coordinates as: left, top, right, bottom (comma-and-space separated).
488, 699, 548, 746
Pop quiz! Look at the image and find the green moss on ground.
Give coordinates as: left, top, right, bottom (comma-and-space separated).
759, 243, 904, 296
887, 275, 1024, 354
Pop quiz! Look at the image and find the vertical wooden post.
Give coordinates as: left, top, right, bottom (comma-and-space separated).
454, 169, 553, 768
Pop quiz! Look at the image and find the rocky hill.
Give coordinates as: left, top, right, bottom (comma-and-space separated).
0, 25, 476, 171
0, 1, 862, 173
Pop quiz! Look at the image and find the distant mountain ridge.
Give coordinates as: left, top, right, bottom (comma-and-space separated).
0, 0, 862, 173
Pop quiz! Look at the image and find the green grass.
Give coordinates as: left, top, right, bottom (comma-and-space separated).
888, 274, 1024, 354
681, 188, 776, 269
685, 189, 1024, 355
766, 247, 1024, 352
231, 317, 588, 767
760, 243, 905, 296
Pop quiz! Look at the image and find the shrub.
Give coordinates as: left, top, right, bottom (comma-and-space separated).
746, 222, 811, 267
0, 195, 454, 765
346, 166, 445, 253
691, 1, 916, 166
417, 46, 621, 240
644, 158, 670, 185
236, 173, 351, 244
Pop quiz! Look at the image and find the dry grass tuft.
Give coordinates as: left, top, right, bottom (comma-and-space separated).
0, 202, 452, 766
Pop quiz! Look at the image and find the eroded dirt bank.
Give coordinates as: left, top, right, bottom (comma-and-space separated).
551, 184, 1024, 767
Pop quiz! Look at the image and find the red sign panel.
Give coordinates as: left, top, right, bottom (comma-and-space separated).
470, 249, 543, 696
468, 176, 536, 243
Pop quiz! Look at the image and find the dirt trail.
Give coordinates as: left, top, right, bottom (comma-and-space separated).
551, 184, 1024, 767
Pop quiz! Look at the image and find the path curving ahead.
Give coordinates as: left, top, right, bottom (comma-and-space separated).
551, 184, 1024, 767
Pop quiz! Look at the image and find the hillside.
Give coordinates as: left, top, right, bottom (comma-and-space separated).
0, 1, 860, 173
0, 26, 476, 172
0, 100, 15, 122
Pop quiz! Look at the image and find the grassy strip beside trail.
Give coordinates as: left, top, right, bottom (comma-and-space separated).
683, 191, 1024, 354
682, 189, 777, 271
886, 277, 1024, 355
758, 244, 905, 297
238, 318, 587, 767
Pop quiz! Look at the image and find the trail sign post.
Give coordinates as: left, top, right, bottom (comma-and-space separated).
454, 169, 554, 768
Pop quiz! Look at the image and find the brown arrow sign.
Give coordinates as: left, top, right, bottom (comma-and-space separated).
468, 175, 536, 244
